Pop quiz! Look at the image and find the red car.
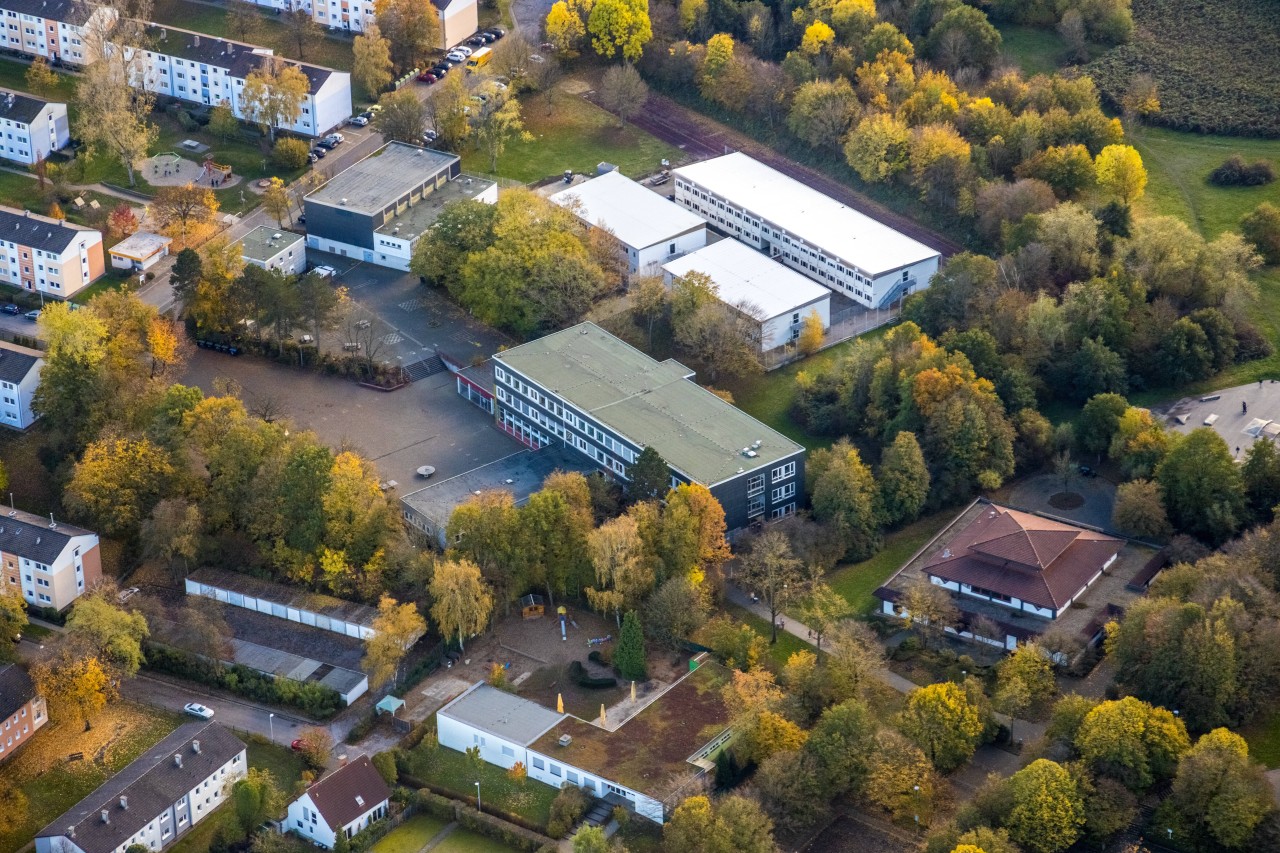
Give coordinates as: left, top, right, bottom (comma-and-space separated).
417, 71, 438, 84
291, 739, 304, 750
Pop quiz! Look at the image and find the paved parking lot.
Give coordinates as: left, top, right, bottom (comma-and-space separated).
1157, 379, 1280, 458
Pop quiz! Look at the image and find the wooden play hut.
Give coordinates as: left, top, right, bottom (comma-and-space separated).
520, 594, 546, 620
203, 154, 232, 181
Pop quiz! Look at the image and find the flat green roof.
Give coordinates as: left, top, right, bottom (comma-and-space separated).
493, 323, 803, 485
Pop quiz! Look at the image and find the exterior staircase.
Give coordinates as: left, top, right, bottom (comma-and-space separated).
402, 354, 446, 382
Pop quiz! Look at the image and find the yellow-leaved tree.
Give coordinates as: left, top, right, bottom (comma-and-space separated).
587, 0, 651, 62
1094, 144, 1148, 205
429, 558, 494, 651
797, 308, 825, 355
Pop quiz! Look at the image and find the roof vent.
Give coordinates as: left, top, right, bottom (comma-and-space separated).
174, 754, 183, 768
340, 198, 347, 205
100, 810, 109, 825
67, 826, 75, 839
942, 548, 952, 558
745, 450, 757, 458
192, 739, 201, 754
273, 233, 282, 239
558, 734, 573, 747
752, 440, 762, 449
504, 479, 514, 485
34, 536, 39, 545
193, 34, 200, 46
355, 795, 365, 807
119, 796, 128, 810
160, 28, 166, 39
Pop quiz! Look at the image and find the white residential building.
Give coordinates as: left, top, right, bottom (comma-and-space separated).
124, 26, 351, 137
239, 225, 305, 275
0, 90, 69, 165
549, 170, 707, 275
286, 755, 390, 849
672, 152, 941, 309
35, 722, 247, 853
234, 0, 476, 46
0, 663, 47, 763
662, 238, 831, 351
0, 0, 115, 65
0, 340, 42, 430
1, 507, 103, 610
108, 231, 171, 272
0, 206, 105, 298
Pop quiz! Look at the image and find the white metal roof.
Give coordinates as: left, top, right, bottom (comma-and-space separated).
663, 238, 830, 320
549, 171, 705, 250
673, 152, 940, 276
107, 231, 172, 260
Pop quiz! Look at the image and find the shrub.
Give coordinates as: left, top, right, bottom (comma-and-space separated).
568, 660, 616, 689
415, 789, 456, 821
345, 710, 377, 744
177, 110, 200, 131
272, 137, 311, 170
1209, 155, 1276, 187
456, 804, 556, 851
546, 784, 589, 838
1241, 202, 1280, 265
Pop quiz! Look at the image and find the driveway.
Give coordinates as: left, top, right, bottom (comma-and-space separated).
1006, 473, 1118, 530
121, 672, 312, 746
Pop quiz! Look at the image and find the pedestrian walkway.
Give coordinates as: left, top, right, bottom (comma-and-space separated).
418, 820, 458, 851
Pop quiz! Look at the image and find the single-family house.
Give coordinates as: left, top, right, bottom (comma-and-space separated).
285, 755, 390, 848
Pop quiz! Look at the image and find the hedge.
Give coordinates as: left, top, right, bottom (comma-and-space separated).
413, 789, 556, 851
568, 660, 616, 689
144, 641, 342, 719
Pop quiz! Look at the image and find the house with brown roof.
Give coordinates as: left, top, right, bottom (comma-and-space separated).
285, 755, 390, 849
876, 500, 1155, 654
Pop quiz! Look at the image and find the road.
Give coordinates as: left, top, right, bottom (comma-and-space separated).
121, 672, 315, 746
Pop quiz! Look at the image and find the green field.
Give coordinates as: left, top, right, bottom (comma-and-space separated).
399, 739, 558, 830
997, 24, 1070, 78
826, 510, 955, 615
460, 87, 682, 184
369, 815, 449, 853
725, 604, 815, 668
433, 828, 522, 853
1240, 710, 1280, 769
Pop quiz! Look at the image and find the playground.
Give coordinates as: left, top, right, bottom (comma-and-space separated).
144, 151, 242, 189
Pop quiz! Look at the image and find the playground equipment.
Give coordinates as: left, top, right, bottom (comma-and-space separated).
558, 605, 567, 641
201, 155, 232, 184
520, 593, 545, 620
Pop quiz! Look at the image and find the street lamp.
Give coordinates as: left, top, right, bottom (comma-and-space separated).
913, 785, 921, 830
475, 782, 481, 813
268, 713, 275, 744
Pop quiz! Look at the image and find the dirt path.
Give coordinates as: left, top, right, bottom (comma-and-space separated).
620, 90, 965, 258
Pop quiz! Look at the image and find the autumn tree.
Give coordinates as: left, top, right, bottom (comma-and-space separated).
1165, 728, 1274, 849
545, 0, 587, 54
208, 102, 240, 140
262, 177, 290, 227
845, 112, 912, 183
107, 203, 139, 240
1005, 759, 1086, 853
586, 514, 653, 625
469, 82, 526, 172
796, 583, 852, 653
923, 5, 1002, 75
24, 55, 58, 94
866, 728, 936, 823
0, 586, 28, 662
587, 0, 651, 62
626, 446, 670, 503
1094, 144, 1147, 205
996, 642, 1055, 739
877, 431, 929, 526
598, 63, 647, 126
352, 22, 393, 96
226, 0, 261, 41
65, 436, 175, 537
292, 727, 332, 771
280, 9, 322, 60
74, 58, 158, 186
1156, 427, 1246, 544
899, 681, 985, 771
152, 182, 219, 245
429, 558, 493, 651
1112, 479, 1171, 539
737, 530, 805, 644
66, 591, 150, 678
1075, 696, 1190, 790
375, 0, 440, 70
656, 483, 731, 585
234, 768, 285, 833
900, 578, 958, 650
810, 439, 881, 560
665, 794, 775, 853
795, 308, 825, 356
788, 78, 858, 151
34, 653, 111, 730
1241, 201, 1280, 265
375, 88, 427, 144
241, 57, 310, 142
0, 781, 28, 835
363, 595, 427, 688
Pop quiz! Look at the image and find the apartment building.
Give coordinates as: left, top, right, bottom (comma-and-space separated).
0, 507, 102, 610
36, 722, 248, 853
0, 340, 43, 429
0, 663, 46, 763
235, 0, 476, 47
126, 26, 351, 137
489, 323, 806, 532
0, 206, 104, 298
672, 153, 942, 310
0, 90, 69, 165
304, 142, 495, 271
0, 0, 114, 65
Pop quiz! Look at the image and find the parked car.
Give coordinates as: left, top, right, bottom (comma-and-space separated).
1078, 464, 1099, 478
347, 115, 369, 127
435, 57, 456, 69
446, 50, 467, 63
323, 132, 345, 146
453, 45, 473, 56
0, 304, 19, 314
422, 129, 439, 143
290, 739, 305, 750
470, 93, 488, 103
311, 147, 327, 158
184, 702, 214, 719
417, 71, 438, 83
486, 26, 506, 38
466, 36, 486, 47
24, 309, 39, 321
312, 265, 337, 279
528, 53, 545, 63
367, 103, 383, 113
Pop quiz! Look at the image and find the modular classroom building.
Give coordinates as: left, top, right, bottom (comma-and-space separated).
303, 142, 496, 271
662, 237, 831, 352
672, 152, 941, 309
549, 170, 707, 275
487, 323, 805, 532
239, 226, 306, 276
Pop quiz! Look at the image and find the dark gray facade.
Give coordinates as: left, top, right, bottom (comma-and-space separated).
302, 203, 376, 252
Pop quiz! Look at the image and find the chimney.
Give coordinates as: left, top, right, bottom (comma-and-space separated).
192, 740, 201, 754
338, 754, 348, 767
174, 753, 183, 768
193, 34, 200, 46
119, 796, 128, 810
100, 810, 109, 825
68, 826, 75, 839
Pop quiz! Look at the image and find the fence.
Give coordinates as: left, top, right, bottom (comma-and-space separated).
762, 304, 900, 370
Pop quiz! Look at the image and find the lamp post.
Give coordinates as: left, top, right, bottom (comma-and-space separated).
913, 785, 921, 831
268, 712, 275, 744
475, 781, 481, 813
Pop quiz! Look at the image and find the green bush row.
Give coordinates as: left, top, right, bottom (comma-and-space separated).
144, 641, 343, 718
568, 660, 616, 689
412, 788, 556, 852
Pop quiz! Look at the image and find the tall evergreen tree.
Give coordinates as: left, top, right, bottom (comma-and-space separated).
627, 446, 670, 502
615, 610, 647, 680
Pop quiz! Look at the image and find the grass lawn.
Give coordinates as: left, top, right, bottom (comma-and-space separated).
826, 509, 956, 615
1128, 124, 1280, 240
460, 87, 682, 183
996, 25, 1070, 77
369, 815, 448, 853
0, 58, 77, 102
433, 828, 521, 853
725, 603, 814, 669
71, 271, 136, 305
0, 702, 182, 853
1240, 709, 1280, 769
20, 621, 53, 640
399, 738, 557, 830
